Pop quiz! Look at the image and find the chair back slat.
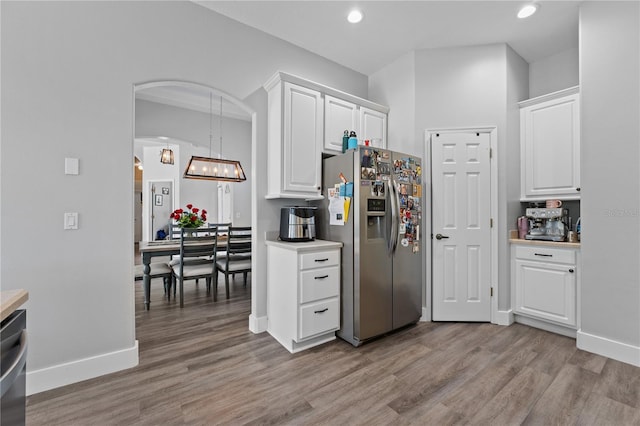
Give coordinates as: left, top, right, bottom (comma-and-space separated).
179, 226, 217, 260
227, 226, 252, 256
208, 222, 232, 237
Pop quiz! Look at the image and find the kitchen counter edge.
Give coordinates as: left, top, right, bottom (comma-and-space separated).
509, 238, 580, 249
265, 239, 343, 252
1, 289, 29, 322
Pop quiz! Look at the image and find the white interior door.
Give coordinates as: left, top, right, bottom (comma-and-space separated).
150, 181, 173, 240
432, 131, 491, 321
217, 183, 233, 223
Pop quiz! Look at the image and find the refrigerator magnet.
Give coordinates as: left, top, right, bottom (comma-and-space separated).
399, 223, 406, 234
401, 238, 409, 247
412, 242, 420, 253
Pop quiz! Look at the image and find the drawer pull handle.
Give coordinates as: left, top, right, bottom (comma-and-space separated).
314, 275, 329, 280
314, 308, 329, 314
315, 258, 329, 262
569, 269, 574, 273
534, 253, 553, 257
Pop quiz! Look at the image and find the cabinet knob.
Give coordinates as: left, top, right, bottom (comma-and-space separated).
569, 269, 574, 273
576, 187, 581, 192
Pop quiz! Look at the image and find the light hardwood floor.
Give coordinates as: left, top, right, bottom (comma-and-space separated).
27, 276, 640, 425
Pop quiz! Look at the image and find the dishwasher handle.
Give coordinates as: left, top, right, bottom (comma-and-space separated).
0, 331, 27, 398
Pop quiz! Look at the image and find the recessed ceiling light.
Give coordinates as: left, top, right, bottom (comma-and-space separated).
347, 9, 363, 24
158, 136, 169, 140
517, 4, 539, 19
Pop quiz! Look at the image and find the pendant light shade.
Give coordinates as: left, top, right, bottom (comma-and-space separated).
184, 156, 246, 181
184, 92, 246, 182
160, 147, 174, 164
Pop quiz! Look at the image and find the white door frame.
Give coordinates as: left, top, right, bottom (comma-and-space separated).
143, 179, 175, 242
424, 126, 499, 324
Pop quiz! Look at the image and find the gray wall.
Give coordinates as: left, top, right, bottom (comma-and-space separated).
1, 0, 367, 393
529, 47, 579, 98
579, 2, 640, 351
414, 44, 528, 312
369, 45, 528, 315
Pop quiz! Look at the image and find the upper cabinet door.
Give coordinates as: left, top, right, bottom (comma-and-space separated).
520, 88, 580, 200
359, 107, 387, 149
282, 82, 323, 196
324, 95, 358, 153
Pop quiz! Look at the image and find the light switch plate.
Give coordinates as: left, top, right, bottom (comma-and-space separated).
64, 212, 78, 230
65, 158, 79, 175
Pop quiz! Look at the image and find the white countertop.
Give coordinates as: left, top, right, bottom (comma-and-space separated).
508, 229, 580, 248
265, 238, 343, 252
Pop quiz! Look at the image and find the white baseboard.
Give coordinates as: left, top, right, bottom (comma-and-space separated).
420, 307, 430, 322
26, 340, 139, 396
577, 330, 640, 367
493, 309, 514, 326
249, 314, 268, 333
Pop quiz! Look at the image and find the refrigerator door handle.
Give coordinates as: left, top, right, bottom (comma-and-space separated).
392, 180, 400, 253
389, 179, 400, 254
386, 180, 396, 256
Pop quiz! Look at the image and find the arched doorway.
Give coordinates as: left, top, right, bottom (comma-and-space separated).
133, 80, 256, 318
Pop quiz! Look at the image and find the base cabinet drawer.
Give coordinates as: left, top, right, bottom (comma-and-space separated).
515, 245, 576, 264
300, 267, 340, 303
298, 298, 339, 341
300, 250, 340, 270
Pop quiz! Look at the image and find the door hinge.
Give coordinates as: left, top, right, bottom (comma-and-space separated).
490, 287, 494, 297
489, 148, 493, 159
490, 218, 493, 228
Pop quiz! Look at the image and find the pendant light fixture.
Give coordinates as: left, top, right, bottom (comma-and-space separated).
159, 137, 174, 164
184, 92, 246, 182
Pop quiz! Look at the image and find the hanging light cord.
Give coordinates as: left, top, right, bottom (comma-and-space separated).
209, 92, 213, 159
219, 95, 223, 160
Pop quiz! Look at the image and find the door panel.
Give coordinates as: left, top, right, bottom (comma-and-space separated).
432, 132, 491, 321
150, 181, 173, 241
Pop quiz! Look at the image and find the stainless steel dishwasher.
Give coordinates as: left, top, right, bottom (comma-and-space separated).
1, 309, 27, 426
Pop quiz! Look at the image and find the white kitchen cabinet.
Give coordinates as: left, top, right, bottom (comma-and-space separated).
520, 86, 580, 201
359, 106, 387, 149
324, 98, 388, 153
266, 239, 342, 353
511, 244, 579, 329
324, 95, 358, 153
265, 72, 389, 182
265, 79, 323, 199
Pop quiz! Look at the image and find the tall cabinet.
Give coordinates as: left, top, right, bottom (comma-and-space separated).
264, 72, 389, 200
520, 86, 580, 201
265, 79, 324, 199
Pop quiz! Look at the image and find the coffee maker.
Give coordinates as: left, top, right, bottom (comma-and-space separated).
525, 208, 567, 242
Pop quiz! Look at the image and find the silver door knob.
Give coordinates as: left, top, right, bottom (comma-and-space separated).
435, 234, 449, 240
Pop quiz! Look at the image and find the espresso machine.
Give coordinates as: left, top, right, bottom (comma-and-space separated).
525, 208, 568, 242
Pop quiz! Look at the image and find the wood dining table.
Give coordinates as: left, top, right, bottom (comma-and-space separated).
138, 237, 226, 310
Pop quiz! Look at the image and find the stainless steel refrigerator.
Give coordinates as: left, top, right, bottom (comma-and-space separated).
318, 146, 423, 346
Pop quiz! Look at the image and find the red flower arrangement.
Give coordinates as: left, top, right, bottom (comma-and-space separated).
170, 204, 207, 228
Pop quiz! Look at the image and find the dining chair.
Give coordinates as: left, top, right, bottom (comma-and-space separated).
171, 225, 219, 308
215, 226, 252, 299
134, 262, 174, 300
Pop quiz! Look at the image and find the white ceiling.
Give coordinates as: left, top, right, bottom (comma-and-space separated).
195, 0, 580, 76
